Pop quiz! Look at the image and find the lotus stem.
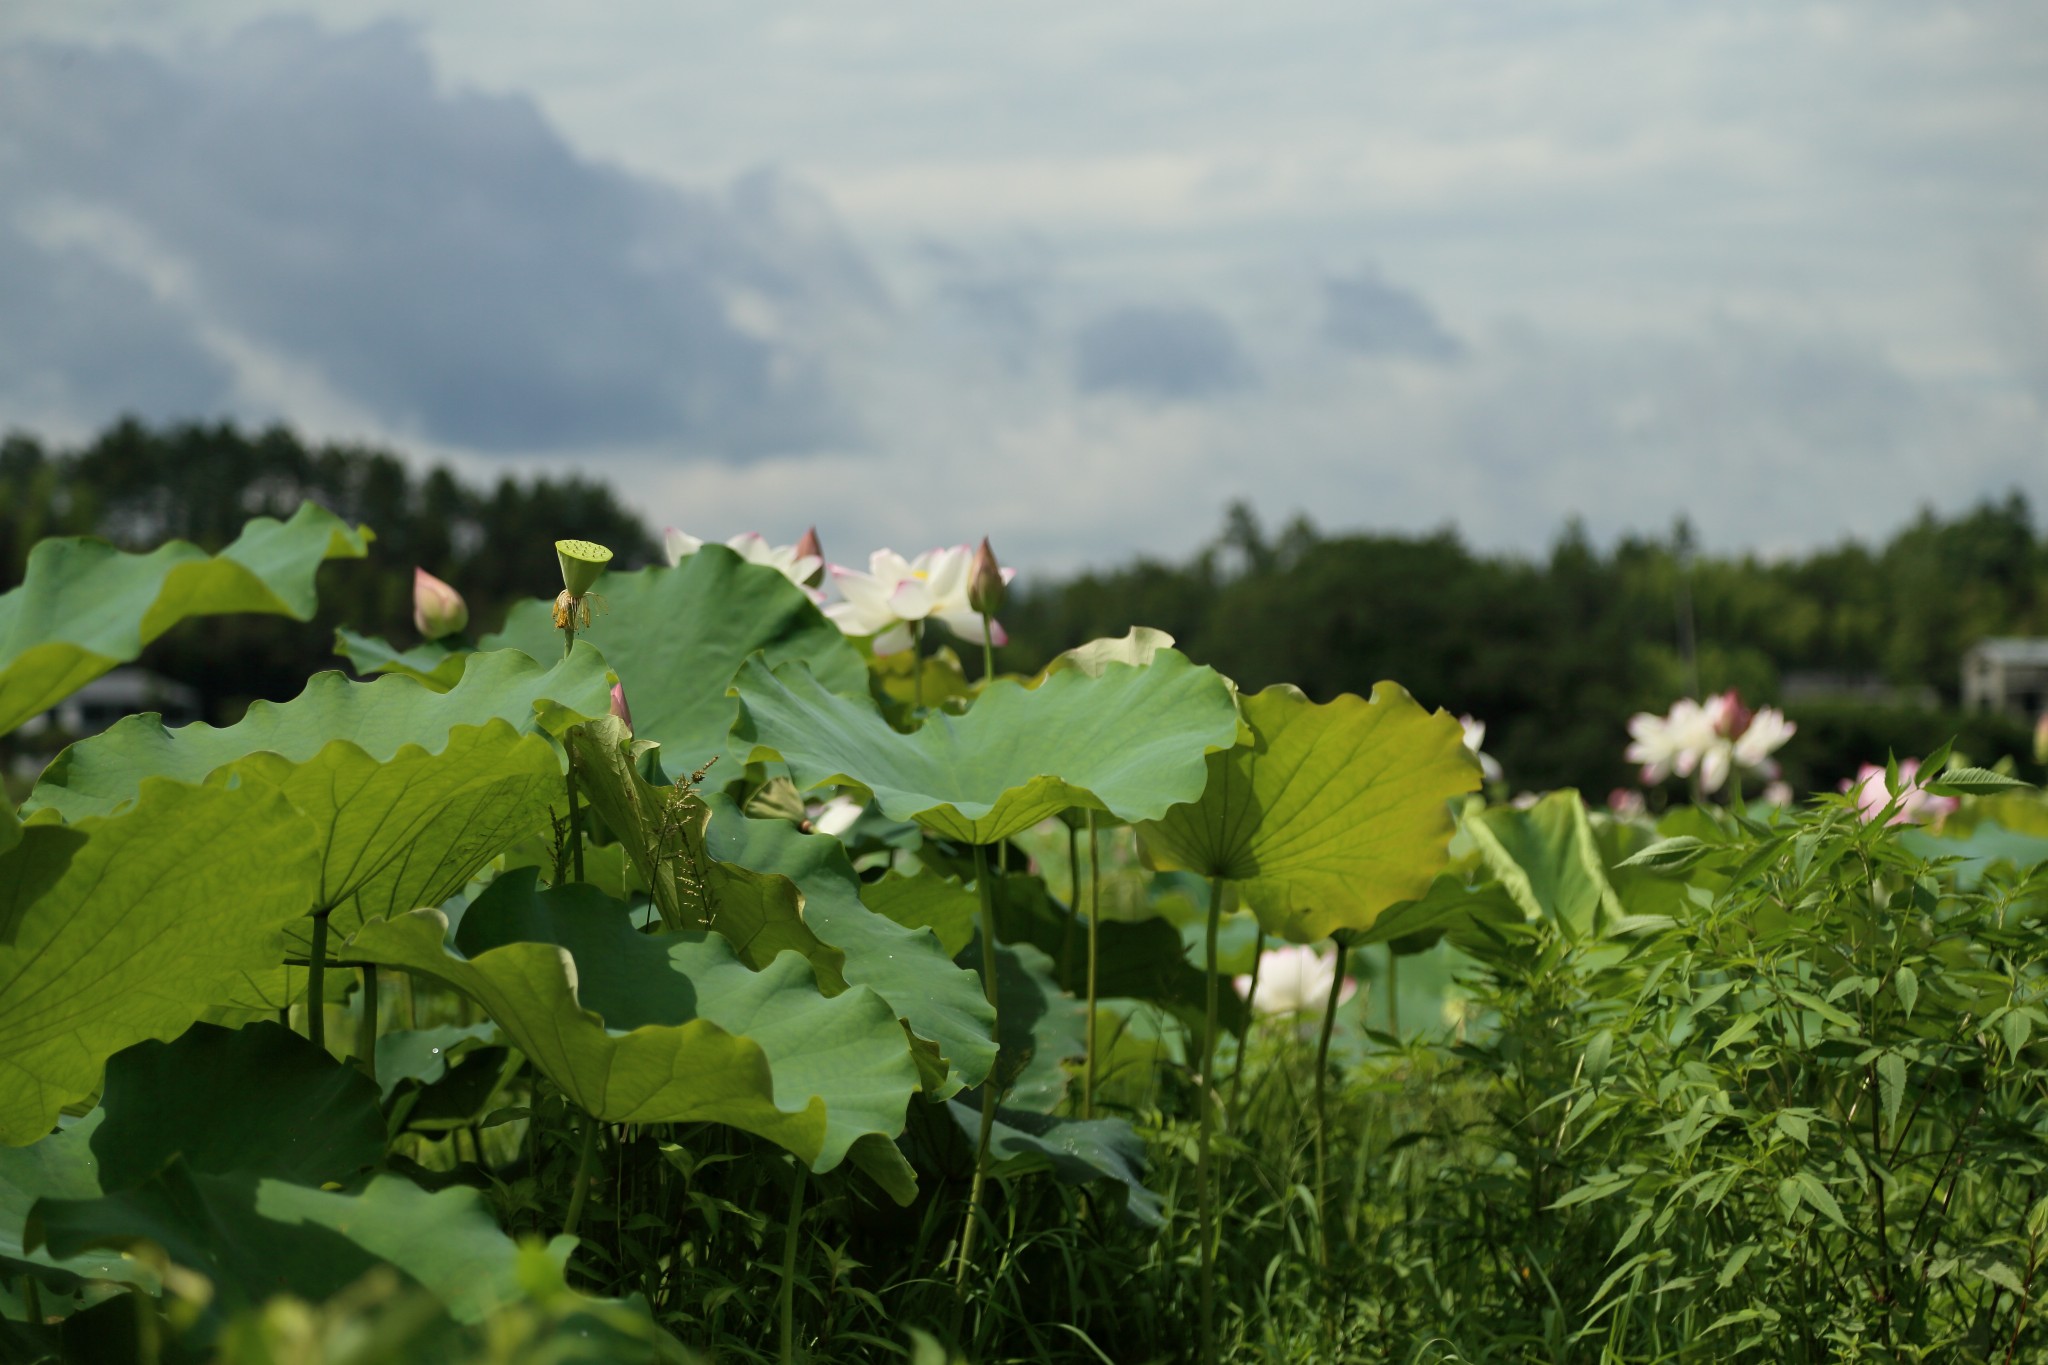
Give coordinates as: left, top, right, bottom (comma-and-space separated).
561, 624, 585, 883
1314, 935, 1348, 1273
563, 1110, 601, 1239
1082, 809, 1099, 1121
1060, 820, 1079, 983
779, 1160, 809, 1365
1386, 950, 1400, 1038
306, 910, 330, 1052
1228, 925, 1266, 1122
1198, 872, 1225, 1365
911, 620, 925, 715
955, 841, 1003, 1290
356, 964, 379, 1081
980, 611, 996, 689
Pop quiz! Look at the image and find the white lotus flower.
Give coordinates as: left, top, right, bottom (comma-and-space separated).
1626, 692, 1795, 795
824, 546, 1015, 654
1233, 944, 1358, 1018
663, 528, 824, 602
1625, 697, 1720, 785
1459, 715, 1503, 783
809, 795, 865, 839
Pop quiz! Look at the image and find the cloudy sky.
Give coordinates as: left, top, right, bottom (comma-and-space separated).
4, 2, 2045, 571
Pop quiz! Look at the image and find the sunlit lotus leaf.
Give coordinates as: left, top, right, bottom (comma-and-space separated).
732, 648, 1242, 845
1465, 790, 1623, 939
485, 545, 868, 773
333, 627, 469, 690
1029, 626, 1182, 684
0, 503, 372, 736
1138, 684, 1481, 943
347, 872, 922, 1197
860, 868, 981, 958
700, 791, 997, 1097
0, 780, 319, 1144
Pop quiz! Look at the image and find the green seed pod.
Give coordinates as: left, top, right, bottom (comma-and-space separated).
555, 539, 614, 597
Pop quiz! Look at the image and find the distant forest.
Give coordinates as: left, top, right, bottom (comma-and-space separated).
4, 418, 2043, 796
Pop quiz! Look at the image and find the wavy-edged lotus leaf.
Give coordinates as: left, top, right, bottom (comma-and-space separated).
29, 646, 610, 825
485, 546, 869, 773
92, 1023, 384, 1192
334, 628, 470, 691
699, 792, 997, 1097
861, 868, 981, 957
0, 1113, 156, 1290
0, 779, 319, 1145
1138, 683, 1480, 943
376, 1024, 502, 1102
566, 718, 845, 986
29, 1161, 573, 1326
1030, 626, 1181, 685
0, 502, 373, 736
347, 874, 921, 1196
1465, 790, 1624, 939
945, 1098, 1162, 1226
732, 648, 1242, 845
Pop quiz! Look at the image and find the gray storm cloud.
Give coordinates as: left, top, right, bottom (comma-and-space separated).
1073, 304, 1255, 401
0, 19, 878, 457
1322, 271, 1466, 363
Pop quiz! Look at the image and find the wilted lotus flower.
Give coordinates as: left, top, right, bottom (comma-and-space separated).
1843, 760, 1956, 827
664, 528, 825, 602
1458, 715, 1503, 783
825, 545, 1015, 654
1233, 944, 1358, 1018
412, 568, 469, 641
609, 682, 633, 733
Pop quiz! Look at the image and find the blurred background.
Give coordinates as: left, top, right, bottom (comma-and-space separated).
3, 1, 2046, 792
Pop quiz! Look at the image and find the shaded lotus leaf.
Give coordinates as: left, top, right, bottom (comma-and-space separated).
699, 791, 997, 1097
0, 1113, 156, 1290
0, 805, 17, 859
964, 939, 1086, 1113
566, 718, 845, 986
861, 868, 981, 958
348, 873, 921, 1196
1465, 790, 1624, 939
1138, 683, 1480, 943
946, 1098, 1161, 1226
376, 1024, 501, 1103
0, 502, 372, 736
868, 645, 976, 723
29, 645, 610, 823
732, 647, 1241, 844
334, 627, 470, 690
485, 546, 868, 773
29, 1160, 573, 1327
92, 1023, 384, 1192
0, 780, 319, 1144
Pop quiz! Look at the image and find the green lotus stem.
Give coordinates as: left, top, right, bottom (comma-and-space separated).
980, 611, 996, 688
1228, 925, 1266, 1123
1386, 950, 1400, 1038
563, 1111, 601, 1239
954, 841, 1003, 1290
778, 1160, 809, 1365
1082, 809, 1099, 1121
561, 624, 585, 883
1314, 936, 1348, 1273
1060, 820, 1079, 982
356, 964, 379, 1081
911, 620, 925, 714
1197, 872, 1225, 1365
306, 910, 331, 1052
23, 1272, 41, 1324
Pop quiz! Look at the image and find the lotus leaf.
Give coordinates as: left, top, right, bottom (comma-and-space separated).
334, 627, 469, 690
485, 546, 868, 772
0, 1113, 155, 1290
731, 647, 1242, 844
0, 779, 319, 1144
0, 503, 372, 735
1138, 683, 1480, 942
945, 1098, 1161, 1226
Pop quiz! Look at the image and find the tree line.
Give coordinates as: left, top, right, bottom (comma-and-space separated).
3, 419, 2040, 796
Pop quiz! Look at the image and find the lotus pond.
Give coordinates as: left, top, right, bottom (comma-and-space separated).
2, 508, 2047, 1363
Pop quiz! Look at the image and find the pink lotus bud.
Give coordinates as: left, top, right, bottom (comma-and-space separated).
1713, 689, 1753, 740
412, 567, 468, 640
795, 527, 827, 587
609, 682, 633, 732
968, 537, 1007, 615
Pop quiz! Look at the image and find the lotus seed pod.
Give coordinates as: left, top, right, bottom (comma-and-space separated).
555, 539, 614, 597
411, 567, 468, 640
968, 537, 1006, 615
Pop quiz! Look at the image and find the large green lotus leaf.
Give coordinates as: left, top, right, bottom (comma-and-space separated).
1137, 683, 1480, 943
699, 791, 997, 1097
348, 874, 922, 1192
1464, 790, 1622, 939
334, 627, 469, 691
945, 1098, 1162, 1226
92, 1023, 384, 1192
0, 805, 18, 859
732, 648, 1242, 844
972, 940, 1086, 1112
0, 780, 319, 1145
30, 1161, 572, 1325
861, 868, 981, 957
565, 718, 845, 987
0, 1113, 156, 1290
28, 646, 610, 823
0, 503, 372, 735
485, 546, 869, 773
